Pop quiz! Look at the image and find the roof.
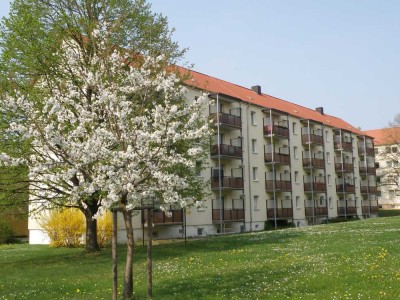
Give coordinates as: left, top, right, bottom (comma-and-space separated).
363, 128, 400, 146
177, 66, 368, 137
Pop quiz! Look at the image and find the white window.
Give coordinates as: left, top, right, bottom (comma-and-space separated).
296, 196, 300, 208
329, 197, 333, 208
251, 139, 257, 153
250, 111, 256, 125
253, 195, 259, 210
292, 122, 297, 134
294, 146, 298, 159
252, 167, 258, 181
294, 171, 299, 183
328, 174, 331, 185
326, 152, 330, 163
325, 130, 329, 142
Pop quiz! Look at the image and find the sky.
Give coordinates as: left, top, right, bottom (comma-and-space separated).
1, 1, 399, 130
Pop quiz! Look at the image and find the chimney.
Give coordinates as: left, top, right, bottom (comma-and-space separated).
316, 107, 324, 115
251, 85, 261, 95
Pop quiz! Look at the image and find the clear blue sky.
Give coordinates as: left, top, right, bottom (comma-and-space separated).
1, 1, 399, 130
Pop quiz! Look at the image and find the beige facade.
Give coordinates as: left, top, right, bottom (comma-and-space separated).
28, 78, 379, 244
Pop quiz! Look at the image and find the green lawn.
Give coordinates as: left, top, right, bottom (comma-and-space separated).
2, 216, 400, 299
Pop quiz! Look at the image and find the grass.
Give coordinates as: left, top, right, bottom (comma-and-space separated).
2, 216, 400, 299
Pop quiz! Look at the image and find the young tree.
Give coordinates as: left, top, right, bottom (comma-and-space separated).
0, 0, 189, 252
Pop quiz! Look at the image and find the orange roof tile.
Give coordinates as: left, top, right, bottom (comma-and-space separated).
363, 128, 400, 145
178, 67, 366, 136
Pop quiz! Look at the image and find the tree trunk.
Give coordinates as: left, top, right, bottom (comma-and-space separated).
122, 209, 134, 300
147, 209, 153, 298
83, 205, 100, 252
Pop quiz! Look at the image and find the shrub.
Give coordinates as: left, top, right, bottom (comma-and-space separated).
40, 208, 85, 247
97, 211, 112, 247
0, 219, 14, 244
40, 208, 113, 248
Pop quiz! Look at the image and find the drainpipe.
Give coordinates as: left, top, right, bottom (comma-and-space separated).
216, 94, 223, 234
246, 103, 253, 231
269, 109, 277, 229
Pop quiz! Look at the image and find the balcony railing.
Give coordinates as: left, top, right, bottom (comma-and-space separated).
210, 112, 241, 129
265, 180, 292, 192
362, 205, 379, 214
267, 208, 293, 219
142, 209, 183, 225
303, 157, 325, 169
301, 128, 324, 145
358, 145, 375, 156
211, 177, 244, 190
359, 165, 376, 175
336, 183, 355, 193
305, 207, 328, 217
360, 185, 378, 194
304, 181, 326, 192
334, 140, 353, 151
337, 206, 357, 216
210, 144, 242, 159
212, 209, 245, 222
264, 152, 290, 164
263, 124, 289, 138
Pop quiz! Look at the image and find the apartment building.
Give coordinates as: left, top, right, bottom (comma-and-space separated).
28, 68, 379, 244
122, 69, 379, 242
364, 128, 400, 208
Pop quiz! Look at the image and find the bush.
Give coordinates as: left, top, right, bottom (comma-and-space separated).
97, 211, 112, 247
40, 208, 112, 248
40, 208, 85, 247
0, 219, 14, 244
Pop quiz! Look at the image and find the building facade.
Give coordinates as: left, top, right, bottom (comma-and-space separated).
364, 128, 400, 208
29, 69, 379, 244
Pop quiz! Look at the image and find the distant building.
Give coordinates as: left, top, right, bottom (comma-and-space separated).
364, 128, 400, 209
29, 68, 379, 244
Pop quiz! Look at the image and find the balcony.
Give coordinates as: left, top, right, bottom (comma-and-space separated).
267, 199, 293, 219
210, 144, 242, 159
263, 123, 289, 139
304, 180, 326, 192
264, 145, 290, 164
334, 141, 353, 152
336, 183, 355, 194
210, 112, 241, 129
359, 165, 376, 175
142, 209, 183, 225
302, 157, 325, 169
265, 180, 292, 192
337, 200, 357, 216
360, 185, 378, 194
334, 158, 354, 172
301, 128, 323, 145
212, 209, 245, 222
358, 145, 375, 156
305, 207, 328, 217
211, 177, 244, 190
362, 203, 379, 214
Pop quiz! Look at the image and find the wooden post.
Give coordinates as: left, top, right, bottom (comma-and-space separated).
147, 208, 153, 298
112, 209, 118, 300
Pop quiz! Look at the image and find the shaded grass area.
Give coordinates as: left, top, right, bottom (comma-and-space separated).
379, 209, 400, 217
2, 216, 400, 299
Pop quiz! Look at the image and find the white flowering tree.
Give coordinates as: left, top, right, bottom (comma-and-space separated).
0, 0, 199, 251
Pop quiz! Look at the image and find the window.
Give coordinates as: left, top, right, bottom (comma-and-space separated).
251, 139, 257, 153
296, 196, 300, 208
319, 196, 324, 206
252, 167, 258, 181
393, 147, 398, 153
294, 171, 299, 183
329, 197, 333, 208
253, 196, 259, 210
389, 190, 395, 199
394, 160, 399, 167
374, 148, 379, 154
293, 146, 298, 159
292, 122, 298, 134
250, 111, 256, 125
325, 130, 329, 142
195, 161, 202, 177
326, 152, 330, 163
328, 174, 331, 185
386, 146, 391, 153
